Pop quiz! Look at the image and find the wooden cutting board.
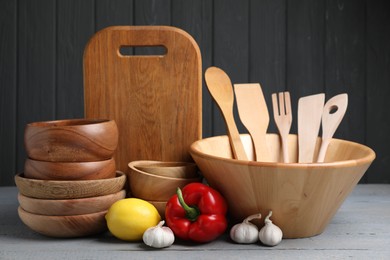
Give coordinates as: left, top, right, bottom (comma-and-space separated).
84, 26, 202, 173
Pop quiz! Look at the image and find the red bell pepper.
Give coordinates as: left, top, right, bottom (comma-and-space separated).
165, 183, 228, 243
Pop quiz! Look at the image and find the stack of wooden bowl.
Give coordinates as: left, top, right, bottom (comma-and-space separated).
127, 160, 202, 218
15, 119, 127, 238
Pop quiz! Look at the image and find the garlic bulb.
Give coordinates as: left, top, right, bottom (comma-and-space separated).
230, 213, 262, 244
259, 211, 283, 246
143, 220, 175, 248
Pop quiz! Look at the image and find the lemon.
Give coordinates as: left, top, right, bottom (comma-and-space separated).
105, 198, 161, 241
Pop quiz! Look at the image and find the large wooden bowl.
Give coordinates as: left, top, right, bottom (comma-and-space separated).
24, 119, 118, 162
15, 171, 126, 199
24, 157, 116, 180
189, 134, 375, 238
18, 207, 107, 238
18, 190, 126, 216
128, 161, 201, 201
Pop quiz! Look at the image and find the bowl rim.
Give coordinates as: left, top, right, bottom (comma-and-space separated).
15, 170, 125, 184
18, 189, 126, 204
189, 134, 376, 169
26, 118, 113, 128
18, 206, 108, 218
128, 160, 201, 181
24, 157, 115, 165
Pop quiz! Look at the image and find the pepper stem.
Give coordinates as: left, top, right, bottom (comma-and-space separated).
176, 187, 200, 222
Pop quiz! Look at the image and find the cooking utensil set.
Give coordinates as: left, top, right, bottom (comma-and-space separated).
205, 66, 348, 163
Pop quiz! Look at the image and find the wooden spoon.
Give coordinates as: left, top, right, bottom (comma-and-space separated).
298, 93, 325, 163
234, 83, 271, 162
205, 67, 248, 160
317, 93, 348, 162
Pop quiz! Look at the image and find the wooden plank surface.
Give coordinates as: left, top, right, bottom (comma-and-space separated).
325, 0, 366, 144
84, 26, 202, 172
287, 0, 326, 134
366, 0, 390, 183
1, 185, 389, 258
56, 0, 94, 119
0, 1, 389, 185
213, 0, 250, 136
16, 0, 56, 175
249, 0, 286, 134
95, 0, 134, 31
172, 0, 213, 138
0, 0, 17, 186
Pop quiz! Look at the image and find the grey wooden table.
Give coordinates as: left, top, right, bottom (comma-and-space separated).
1, 185, 389, 259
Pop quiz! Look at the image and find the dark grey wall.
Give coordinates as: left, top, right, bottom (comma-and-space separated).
1, 0, 389, 186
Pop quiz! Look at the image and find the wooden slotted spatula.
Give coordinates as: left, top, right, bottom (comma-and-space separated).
317, 93, 348, 162
272, 91, 292, 163
234, 83, 271, 162
298, 93, 325, 163
204, 67, 248, 160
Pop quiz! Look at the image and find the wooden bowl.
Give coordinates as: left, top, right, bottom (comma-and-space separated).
135, 161, 199, 178
24, 157, 116, 180
24, 119, 118, 162
146, 200, 167, 220
15, 171, 126, 199
189, 134, 376, 238
128, 161, 202, 201
18, 207, 107, 238
18, 190, 126, 216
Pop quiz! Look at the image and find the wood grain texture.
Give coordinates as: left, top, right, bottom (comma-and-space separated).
128, 161, 201, 201
84, 26, 202, 172
24, 119, 118, 162
134, 161, 198, 178
205, 67, 248, 160
18, 207, 107, 238
0, 0, 17, 186
234, 83, 271, 162
190, 134, 375, 238
24, 158, 116, 181
18, 190, 126, 216
15, 172, 126, 199
298, 94, 325, 163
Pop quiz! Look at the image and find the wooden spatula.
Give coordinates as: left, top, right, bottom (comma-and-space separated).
317, 93, 348, 162
234, 83, 271, 162
298, 93, 325, 163
204, 67, 248, 160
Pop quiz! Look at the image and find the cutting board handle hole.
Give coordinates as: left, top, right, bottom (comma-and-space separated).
119, 46, 167, 56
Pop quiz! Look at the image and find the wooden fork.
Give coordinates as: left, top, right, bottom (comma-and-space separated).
272, 92, 292, 163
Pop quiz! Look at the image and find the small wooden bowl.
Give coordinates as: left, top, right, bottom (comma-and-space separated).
15, 171, 126, 199
146, 200, 167, 220
24, 157, 116, 180
135, 161, 199, 178
18, 207, 107, 238
18, 190, 126, 216
24, 119, 118, 162
128, 161, 202, 201
189, 134, 376, 238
